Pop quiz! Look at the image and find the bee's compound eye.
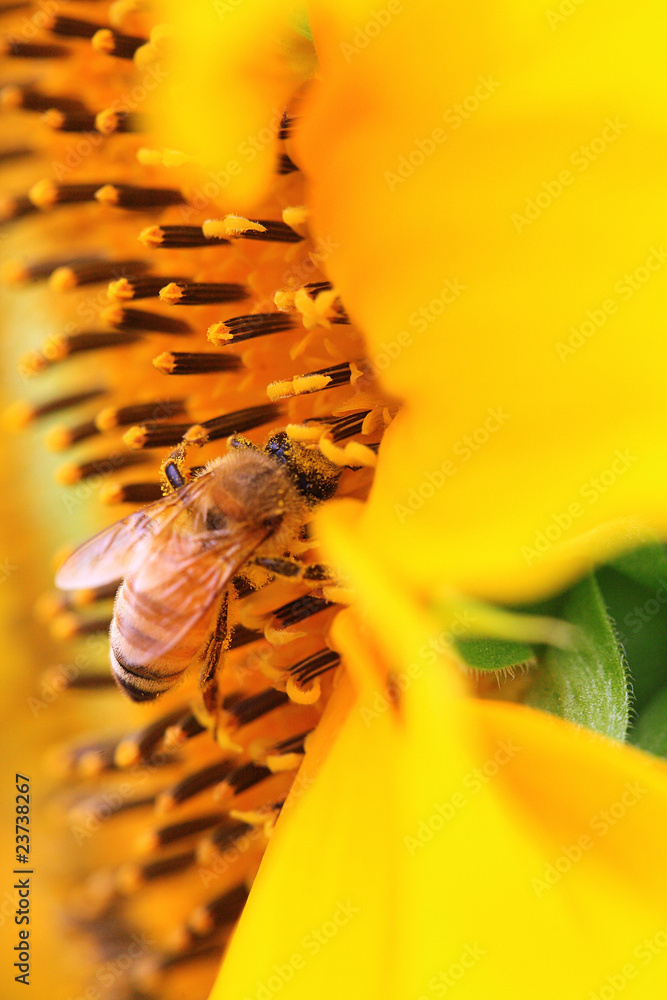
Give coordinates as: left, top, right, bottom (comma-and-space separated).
206, 508, 228, 531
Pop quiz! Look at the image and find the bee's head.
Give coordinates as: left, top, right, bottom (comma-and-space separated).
263, 432, 340, 506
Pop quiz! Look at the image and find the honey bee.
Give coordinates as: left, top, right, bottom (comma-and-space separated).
56, 436, 338, 704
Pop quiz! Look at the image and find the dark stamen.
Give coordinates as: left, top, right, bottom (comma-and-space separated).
37, 330, 142, 363
103, 305, 192, 335
50, 258, 150, 290
183, 403, 282, 443
96, 398, 186, 430
46, 14, 103, 38
3, 251, 105, 283
163, 711, 207, 748
1, 39, 68, 58
62, 672, 117, 690
157, 759, 236, 812
188, 883, 248, 937
270, 730, 313, 756
5, 387, 106, 427
1, 85, 88, 113
96, 184, 185, 210
207, 819, 252, 853
278, 113, 294, 140
159, 281, 249, 306
208, 311, 294, 346
29, 180, 105, 208
108, 274, 188, 301
146, 813, 226, 850
94, 108, 147, 134
268, 362, 354, 400
139, 224, 230, 249
203, 217, 302, 244
289, 648, 341, 685
43, 108, 98, 132
69, 793, 154, 824
69, 581, 120, 606
62, 738, 120, 776
116, 706, 190, 767
152, 351, 242, 376
228, 625, 263, 650
100, 481, 164, 505
271, 593, 333, 629
219, 762, 272, 796
331, 411, 373, 441
277, 152, 298, 175
0, 195, 37, 223
51, 613, 111, 639
123, 422, 198, 450
119, 850, 196, 890
92, 27, 147, 59
0, 145, 33, 162
45, 419, 100, 451
303, 410, 373, 442
56, 451, 148, 485
304, 280, 333, 296
149, 942, 224, 974
225, 688, 289, 729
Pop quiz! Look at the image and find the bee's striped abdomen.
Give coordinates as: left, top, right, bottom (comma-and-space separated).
109, 580, 210, 701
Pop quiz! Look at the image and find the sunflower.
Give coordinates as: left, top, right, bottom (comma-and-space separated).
3, 2, 667, 1000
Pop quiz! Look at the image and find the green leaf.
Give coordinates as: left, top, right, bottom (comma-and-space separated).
454, 637, 536, 672
525, 576, 630, 740
596, 566, 667, 713
611, 539, 667, 590
631, 684, 667, 757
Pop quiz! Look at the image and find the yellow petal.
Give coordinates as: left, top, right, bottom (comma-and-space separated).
298, 0, 667, 600
210, 530, 667, 999
160, 0, 314, 206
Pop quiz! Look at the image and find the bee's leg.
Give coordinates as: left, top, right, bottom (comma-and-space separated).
160, 443, 189, 492
251, 556, 335, 582
199, 594, 229, 722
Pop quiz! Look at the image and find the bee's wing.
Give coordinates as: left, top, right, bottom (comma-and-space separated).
117, 521, 271, 663
55, 474, 216, 590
